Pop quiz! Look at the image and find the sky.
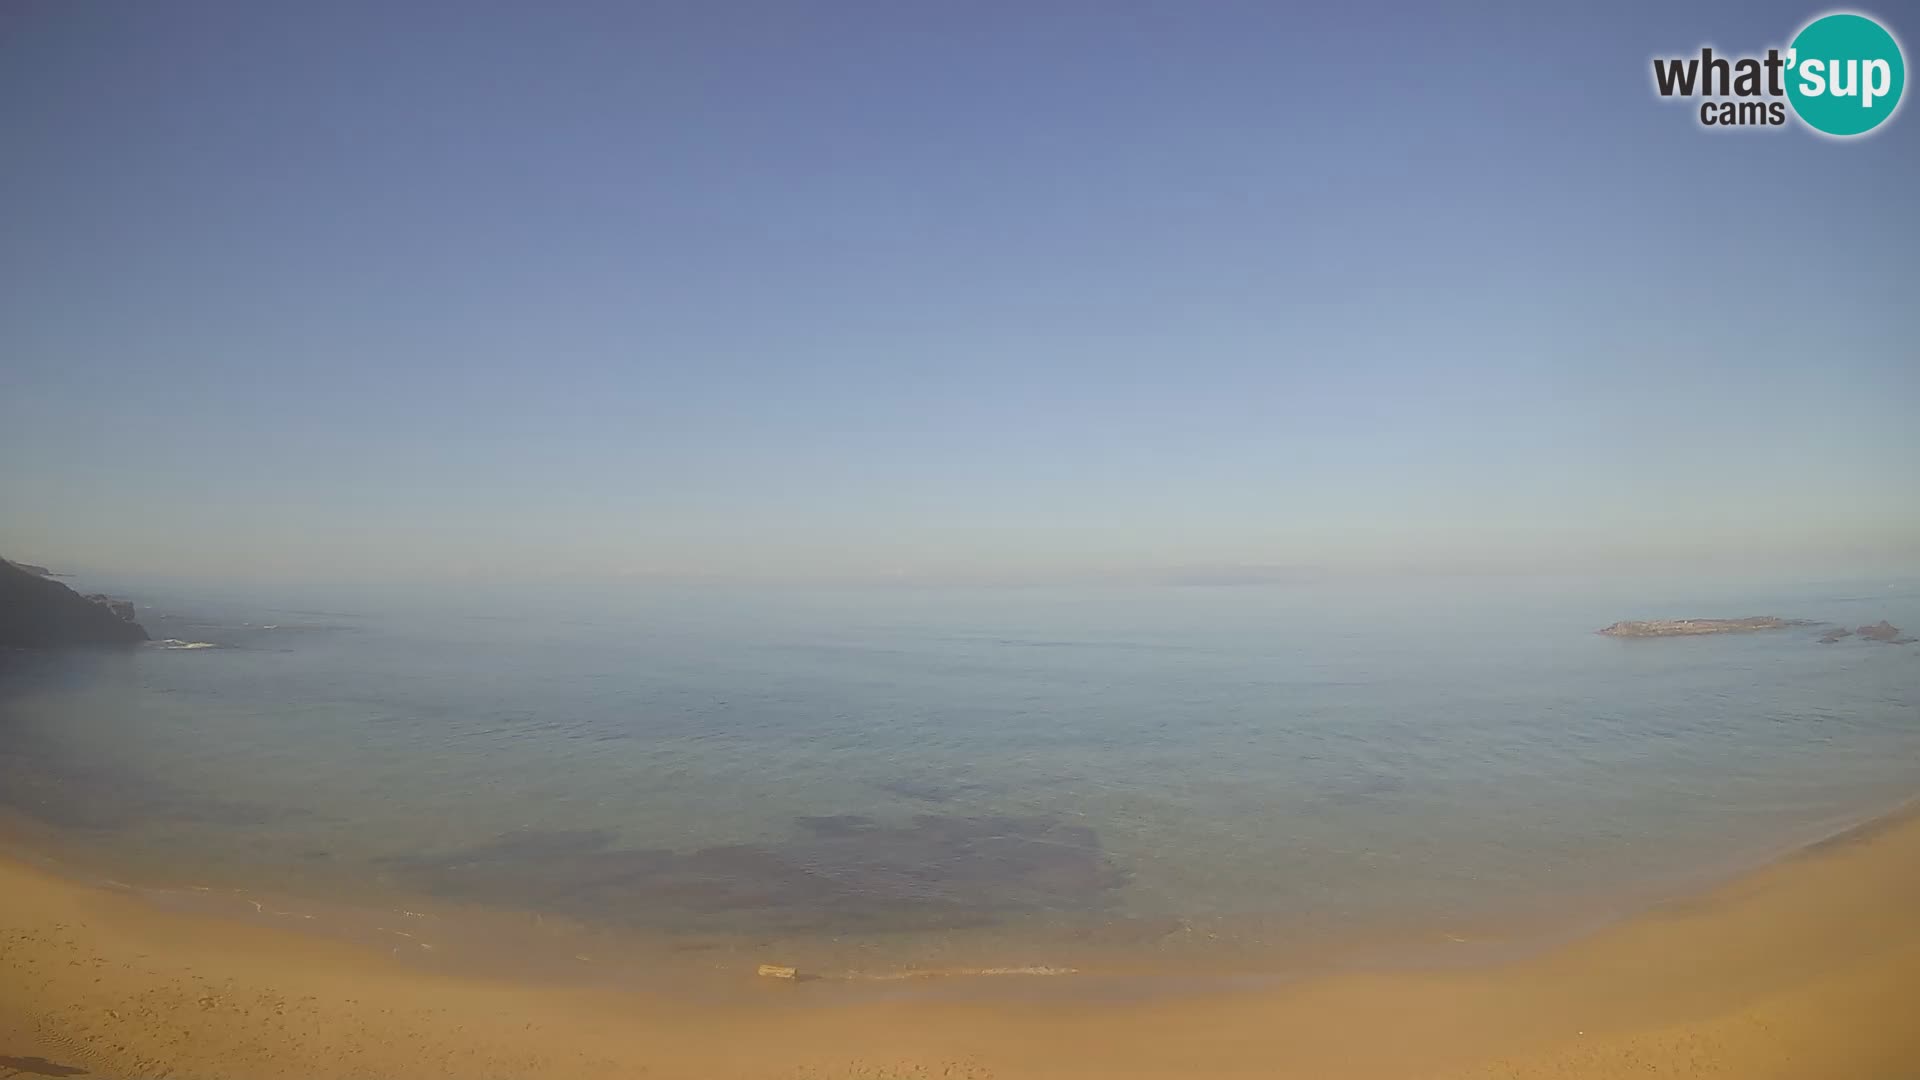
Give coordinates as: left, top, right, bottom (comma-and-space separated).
3, 1, 1916, 584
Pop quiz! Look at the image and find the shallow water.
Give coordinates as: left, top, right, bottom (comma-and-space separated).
2, 573, 1917, 978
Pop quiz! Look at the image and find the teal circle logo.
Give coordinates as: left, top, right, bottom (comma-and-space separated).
1786, 13, 1905, 136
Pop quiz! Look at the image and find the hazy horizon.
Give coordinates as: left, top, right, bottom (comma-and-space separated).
5, 1, 1916, 585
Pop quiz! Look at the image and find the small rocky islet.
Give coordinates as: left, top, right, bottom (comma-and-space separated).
1596, 617, 1813, 637
1598, 616, 1913, 646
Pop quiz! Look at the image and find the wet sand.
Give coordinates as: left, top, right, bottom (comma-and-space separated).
2, 806, 1917, 1079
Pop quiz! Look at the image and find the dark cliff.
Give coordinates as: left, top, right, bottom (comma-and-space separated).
0, 558, 149, 647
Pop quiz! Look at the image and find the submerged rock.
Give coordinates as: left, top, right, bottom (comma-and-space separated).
1856, 621, 1904, 643
1818, 628, 1854, 644
0, 557, 148, 647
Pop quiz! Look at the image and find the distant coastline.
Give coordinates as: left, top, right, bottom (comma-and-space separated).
3, 559, 59, 577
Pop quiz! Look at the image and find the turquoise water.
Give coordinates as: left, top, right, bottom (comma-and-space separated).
2, 574, 1917, 972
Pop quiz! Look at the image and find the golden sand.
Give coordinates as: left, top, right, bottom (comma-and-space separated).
3, 808, 1917, 1079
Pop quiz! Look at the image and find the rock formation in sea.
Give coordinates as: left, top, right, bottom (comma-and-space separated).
84, 595, 139, 623
0, 557, 149, 647
1601, 617, 1911, 646
1596, 617, 1810, 638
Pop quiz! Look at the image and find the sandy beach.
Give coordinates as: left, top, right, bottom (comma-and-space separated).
1, 805, 1915, 1080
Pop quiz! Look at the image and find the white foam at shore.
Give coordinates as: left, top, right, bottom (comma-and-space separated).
843, 965, 1077, 981
151, 639, 218, 650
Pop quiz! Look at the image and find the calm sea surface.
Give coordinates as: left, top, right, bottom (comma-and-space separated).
3, 574, 1917, 981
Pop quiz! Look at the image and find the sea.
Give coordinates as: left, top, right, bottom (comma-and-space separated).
2, 572, 1917, 993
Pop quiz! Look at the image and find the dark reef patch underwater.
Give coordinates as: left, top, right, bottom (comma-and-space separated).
379, 813, 1126, 932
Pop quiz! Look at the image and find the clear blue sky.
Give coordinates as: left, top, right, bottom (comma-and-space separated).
3, 1, 1915, 583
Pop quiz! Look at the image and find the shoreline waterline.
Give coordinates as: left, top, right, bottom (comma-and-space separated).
4, 791, 1918, 1077
3, 790, 1915, 1004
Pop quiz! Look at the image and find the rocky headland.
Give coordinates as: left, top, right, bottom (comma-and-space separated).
1, 557, 149, 647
